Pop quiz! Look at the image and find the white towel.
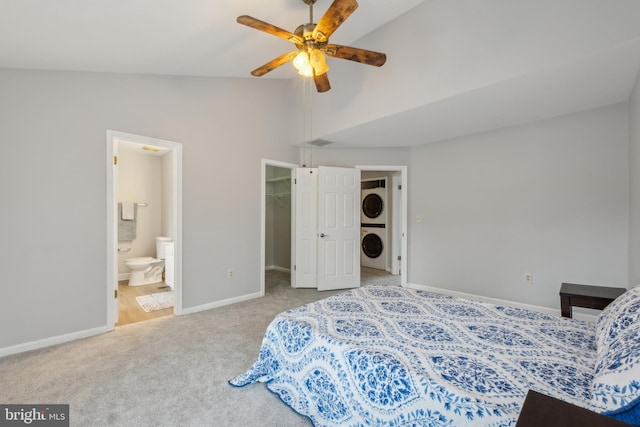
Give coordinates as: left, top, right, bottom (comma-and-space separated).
121, 202, 135, 220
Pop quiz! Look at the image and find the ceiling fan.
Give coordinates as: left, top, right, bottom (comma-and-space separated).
237, 0, 387, 93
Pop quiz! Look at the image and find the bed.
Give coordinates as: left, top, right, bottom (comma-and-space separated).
230, 286, 640, 426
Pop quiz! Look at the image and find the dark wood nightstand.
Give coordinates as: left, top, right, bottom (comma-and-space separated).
559, 282, 626, 318
516, 390, 632, 427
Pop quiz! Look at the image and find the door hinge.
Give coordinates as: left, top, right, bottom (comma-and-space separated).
398, 185, 402, 190
294, 179, 297, 185
397, 256, 401, 261
114, 155, 118, 165
114, 289, 118, 298
294, 265, 296, 271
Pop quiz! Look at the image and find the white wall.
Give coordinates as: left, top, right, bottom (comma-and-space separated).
117, 146, 163, 274
0, 69, 297, 350
630, 71, 640, 284
407, 103, 630, 309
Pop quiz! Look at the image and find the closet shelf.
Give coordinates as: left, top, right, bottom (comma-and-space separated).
266, 176, 291, 183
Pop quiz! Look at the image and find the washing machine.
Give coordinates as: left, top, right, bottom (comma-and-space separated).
361, 226, 387, 270
361, 179, 387, 225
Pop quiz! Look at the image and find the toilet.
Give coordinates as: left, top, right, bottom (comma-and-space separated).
125, 236, 173, 286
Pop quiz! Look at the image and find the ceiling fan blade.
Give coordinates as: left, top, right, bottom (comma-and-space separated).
324, 44, 386, 67
251, 51, 299, 77
314, 73, 331, 93
312, 0, 358, 43
237, 15, 303, 45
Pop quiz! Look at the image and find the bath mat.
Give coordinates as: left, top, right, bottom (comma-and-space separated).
136, 292, 174, 312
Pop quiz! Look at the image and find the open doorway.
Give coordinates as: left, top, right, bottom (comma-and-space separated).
260, 159, 297, 296
358, 165, 407, 288
106, 130, 183, 329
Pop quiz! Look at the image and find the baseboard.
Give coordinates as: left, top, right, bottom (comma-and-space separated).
179, 291, 263, 316
404, 282, 598, 322
118, 272, 130, 281
0, 325, 112, 358
1, 290, 263, 357
265, 265, 291, 273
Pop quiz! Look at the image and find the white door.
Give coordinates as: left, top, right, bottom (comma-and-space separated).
294, 168, 318, 288
317, 166, 361, 291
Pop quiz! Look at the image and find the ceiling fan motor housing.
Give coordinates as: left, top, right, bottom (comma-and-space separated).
295, 23, 325, 52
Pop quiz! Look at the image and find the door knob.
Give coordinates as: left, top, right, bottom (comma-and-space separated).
320, 233, 329, 238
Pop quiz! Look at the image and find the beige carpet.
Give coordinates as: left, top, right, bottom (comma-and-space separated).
0, 270, 401, 426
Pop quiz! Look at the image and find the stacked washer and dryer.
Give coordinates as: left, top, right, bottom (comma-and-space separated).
361, 178, 388, 271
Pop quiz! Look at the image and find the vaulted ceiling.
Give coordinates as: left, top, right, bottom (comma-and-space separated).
2, 0, 639, 148
0, 0, 423, 78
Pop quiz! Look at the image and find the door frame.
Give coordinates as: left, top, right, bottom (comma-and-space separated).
260, 159, 298, 296
259, 162, 409, 292
357, 165, 408, 287
106, 130, 183, 328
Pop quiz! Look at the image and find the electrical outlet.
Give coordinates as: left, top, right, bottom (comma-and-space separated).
523, 272, 533, 284
228, 269, 234, 279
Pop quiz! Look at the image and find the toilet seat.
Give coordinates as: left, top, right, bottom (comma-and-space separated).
126, 256, 152, 264
126, 257, 162, 266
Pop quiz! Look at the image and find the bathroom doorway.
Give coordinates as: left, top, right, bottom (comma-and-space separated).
106, 130, 183, 328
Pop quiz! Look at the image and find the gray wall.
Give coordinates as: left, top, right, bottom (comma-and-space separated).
630, 72, 640, 285
0, 66, 638, 353
0, 69, 296, 349
407, 103, 630, 309
303, 147, 411, 169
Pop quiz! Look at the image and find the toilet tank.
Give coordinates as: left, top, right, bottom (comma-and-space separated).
156, 236, 173, 259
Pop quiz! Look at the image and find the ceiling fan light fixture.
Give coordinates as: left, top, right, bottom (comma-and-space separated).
310, 49, 329, 75
293, 51, 314, 77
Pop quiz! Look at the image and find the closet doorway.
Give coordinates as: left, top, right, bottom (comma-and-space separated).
261, 159, 297, 296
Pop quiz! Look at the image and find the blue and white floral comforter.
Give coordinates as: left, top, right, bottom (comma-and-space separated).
230, 286, 597, 426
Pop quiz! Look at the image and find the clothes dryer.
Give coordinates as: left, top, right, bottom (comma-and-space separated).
361, 179, 387, 225
361, 226, 387, 270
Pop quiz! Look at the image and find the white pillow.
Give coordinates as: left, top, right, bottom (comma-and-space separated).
595, 285, 640, 350
591, 286, 640, 425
